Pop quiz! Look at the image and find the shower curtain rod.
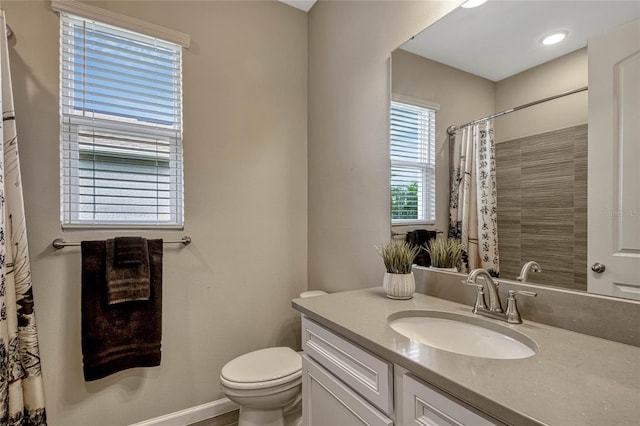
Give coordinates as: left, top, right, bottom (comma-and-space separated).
447, 86, 588, 135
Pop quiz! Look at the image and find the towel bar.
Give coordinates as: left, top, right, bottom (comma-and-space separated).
52, 236, 191, 249
392, 229, 443, 237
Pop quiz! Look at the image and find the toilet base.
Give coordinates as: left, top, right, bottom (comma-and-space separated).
238, 407, 301, 426
283, 406, 302, 426
236, 405, 301, 426
238, 407, 282, 426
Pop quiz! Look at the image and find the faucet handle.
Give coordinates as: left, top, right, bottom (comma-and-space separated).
505, 290, 537, 324
509, 290, 537, 298
462, 281, 487, 313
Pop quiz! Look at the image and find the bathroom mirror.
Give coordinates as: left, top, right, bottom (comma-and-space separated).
391, 1, 640, 296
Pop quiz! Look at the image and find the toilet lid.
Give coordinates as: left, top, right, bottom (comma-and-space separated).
221, 347, 301, 383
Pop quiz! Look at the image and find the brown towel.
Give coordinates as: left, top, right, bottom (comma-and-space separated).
105, 237, 150, 305
114, 236, 146, 266
406, 229, 438, 266
81, 239, 163, 381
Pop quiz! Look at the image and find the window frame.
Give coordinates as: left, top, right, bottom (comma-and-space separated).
390, 95, 438, 226
58, 9, 187, 229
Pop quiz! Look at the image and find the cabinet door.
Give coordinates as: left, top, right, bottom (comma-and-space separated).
302, 355, 393, 426
302, 317, 393, 414
402, 375, 499, 426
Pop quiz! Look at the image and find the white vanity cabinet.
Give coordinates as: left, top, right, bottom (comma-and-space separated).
301, 317, 502, 426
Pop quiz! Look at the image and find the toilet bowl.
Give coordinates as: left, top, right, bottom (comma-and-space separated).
220, 291, 327, 426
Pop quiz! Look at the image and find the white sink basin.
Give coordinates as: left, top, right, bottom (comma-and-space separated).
388, 310, 537, 359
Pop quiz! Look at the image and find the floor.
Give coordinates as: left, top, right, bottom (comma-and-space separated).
189, 410, 239, 426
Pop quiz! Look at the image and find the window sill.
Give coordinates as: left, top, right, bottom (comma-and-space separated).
61, 223, 184, 231
391, 220, 436, 227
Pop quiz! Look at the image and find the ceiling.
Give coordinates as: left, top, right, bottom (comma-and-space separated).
400, 1, 640, 82
279, 0, 316, 12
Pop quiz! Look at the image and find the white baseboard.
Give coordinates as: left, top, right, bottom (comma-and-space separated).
130, 398, 239, 426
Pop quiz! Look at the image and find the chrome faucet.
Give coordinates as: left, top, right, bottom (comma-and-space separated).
462, 268, 537, 324
463, 269, 503, 313
517, 261, 542, 282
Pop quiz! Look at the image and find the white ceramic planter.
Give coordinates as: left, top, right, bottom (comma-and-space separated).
382, 272, 415, 300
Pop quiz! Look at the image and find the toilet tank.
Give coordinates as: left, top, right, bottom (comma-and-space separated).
299, 290, 328, 298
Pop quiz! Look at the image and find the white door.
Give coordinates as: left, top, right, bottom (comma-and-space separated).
588, 19, 640, 300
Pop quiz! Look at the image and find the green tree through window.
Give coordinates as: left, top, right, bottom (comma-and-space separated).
391, 182, 419, 220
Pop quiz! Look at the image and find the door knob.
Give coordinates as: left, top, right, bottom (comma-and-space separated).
591, 263, 606, 273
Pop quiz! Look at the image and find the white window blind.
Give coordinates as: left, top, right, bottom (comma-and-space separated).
60, 13, 184, 228
390, 101, 436, 223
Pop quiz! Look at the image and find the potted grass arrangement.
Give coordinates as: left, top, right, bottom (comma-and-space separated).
424, 237, 464, 272
376, 240, 420, 299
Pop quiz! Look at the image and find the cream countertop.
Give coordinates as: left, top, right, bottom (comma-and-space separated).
292, 288, 640, 426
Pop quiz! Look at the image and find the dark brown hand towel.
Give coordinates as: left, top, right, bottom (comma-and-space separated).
406, 229, 438, 266
105, 237, 150, 305
81, 239, 163, 382
114, 236, 146, 266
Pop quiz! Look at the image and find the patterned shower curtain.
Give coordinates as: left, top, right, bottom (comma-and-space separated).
449, 121, 500, 277
0, 11, 47, 426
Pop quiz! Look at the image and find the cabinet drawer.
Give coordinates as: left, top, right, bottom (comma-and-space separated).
402, 374, 500, 426
302, 317, 393, 414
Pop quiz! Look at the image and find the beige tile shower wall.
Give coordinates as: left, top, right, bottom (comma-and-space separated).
496, 125, 588, 291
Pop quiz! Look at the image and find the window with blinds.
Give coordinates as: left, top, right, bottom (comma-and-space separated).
390, 101, 436, 224
60, 13, 183, 228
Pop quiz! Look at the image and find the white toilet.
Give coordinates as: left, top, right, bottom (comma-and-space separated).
220, 290, 327, 426
220, 347, 302, 426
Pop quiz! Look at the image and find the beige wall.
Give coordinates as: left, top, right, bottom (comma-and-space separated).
4, 1, 307, 425
391, 49, 495, 235
307, 0, 463, 293
389, 47, 588, 146
494, 48, 588, 143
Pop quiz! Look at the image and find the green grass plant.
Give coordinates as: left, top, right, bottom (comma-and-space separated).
376, 240, 420, 274
424, 237, 464, 269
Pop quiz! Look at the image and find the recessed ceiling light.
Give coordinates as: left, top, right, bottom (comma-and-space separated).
461, 0, 487, 8
542, 31, 568, 46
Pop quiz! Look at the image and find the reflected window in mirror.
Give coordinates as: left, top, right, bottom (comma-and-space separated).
390, 98, 437, 225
